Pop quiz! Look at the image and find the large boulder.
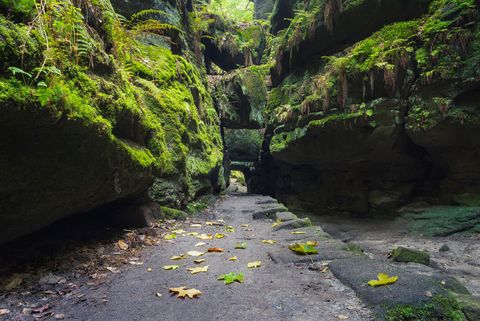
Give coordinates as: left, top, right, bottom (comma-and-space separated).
406, 81, 480, 206
0, 0, 224, 243
254, 0, 480, 214
265, 99, 426, 213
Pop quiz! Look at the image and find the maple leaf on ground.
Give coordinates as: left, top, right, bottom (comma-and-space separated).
162, 265, 180, 270
306, 241, 319, 246
195, 242, 206, 247
207, 247, 224, 252
241, 224, 250, 228
228, 256, 237, 261
247, 261, 261, 268
290, 231, 306, 235
187, 232, 199, 236
217, 272, 244, 285
187, 266, 209, 274
262, 240, 276, 244
194, 259, 206, 264
215, 233, 226, 239
169, 286, 202, 299
171, 229, 186, 234
288, 243, 318, 255
235, 242, 247, 249
226, 226, 235, 232
190, 224, 202, 228
368, 273, 398, 287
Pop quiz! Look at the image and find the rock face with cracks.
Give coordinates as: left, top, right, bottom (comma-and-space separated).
251, 0, 480, 215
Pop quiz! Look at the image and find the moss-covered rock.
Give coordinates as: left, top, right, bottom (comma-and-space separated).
399, 206, 480, 237
385, 295, 475, 321
160, 206, 188, 220
0, 0, 224, 243
252, 0, 480, 215
390, 247, 431, 266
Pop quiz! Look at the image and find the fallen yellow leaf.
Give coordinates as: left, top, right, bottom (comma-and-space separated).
247, 261, 262, 268
241, 224, 250, 228
117, 240, 129, 250
190, 223, 202, 228
187, 266, 209, 274
170, 254, 188, 260
194, 259, 206, 264
271, 220, 282, 228
368, 273, 398, 287
187, 232, 199, 236
195, 242, 206, 247
169, 286, 202, 299
262, 240, 277, 244
162, 265, 180, 270
215, 233, 226, 239
171, 229, 186, 234
306, 241, 319, 246
228, 256, 237, 261
205, 221, 214, 226
290, 231, 306, 235
187, 251, 205, 257
164, 233, 177, 240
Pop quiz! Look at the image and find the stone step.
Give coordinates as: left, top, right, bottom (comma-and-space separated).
273, 211, 298, 222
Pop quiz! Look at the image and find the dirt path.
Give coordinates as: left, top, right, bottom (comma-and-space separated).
2, 192, 478, 321
55, 194, 372, 321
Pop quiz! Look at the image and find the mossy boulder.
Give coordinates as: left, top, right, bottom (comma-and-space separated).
399, 206, 480, 237
390, 247, 431, 266
0, 0, 224, 243
160, 206, 188, 220
266, 98, 426, 214
254, 0, 480, 214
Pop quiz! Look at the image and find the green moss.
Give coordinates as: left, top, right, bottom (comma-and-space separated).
390, 247, 431, 266
1, 0, 224, 210
343, 243, 364, 255
160, 206, 188, 220
270, 127, 307, 154
385, 295, 468, 321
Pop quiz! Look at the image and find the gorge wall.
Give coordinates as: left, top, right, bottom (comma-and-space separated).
0, 0, 224, 243
1, 0, 479, 244
250, 0, 480, 215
